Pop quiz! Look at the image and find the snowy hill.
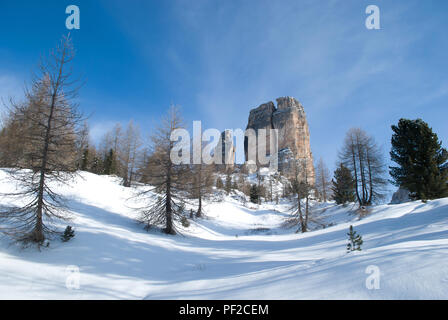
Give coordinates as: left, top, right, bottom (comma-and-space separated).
0, 169, 447, 299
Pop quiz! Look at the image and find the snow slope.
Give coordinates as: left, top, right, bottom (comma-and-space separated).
0, 170, 447, 299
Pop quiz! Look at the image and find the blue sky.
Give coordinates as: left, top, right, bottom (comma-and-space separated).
1, 0, 447, 174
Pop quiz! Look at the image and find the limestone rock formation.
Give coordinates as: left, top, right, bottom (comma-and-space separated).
244, 97, 315, 184
390, 187, 411, 204
215, 130, 235, 170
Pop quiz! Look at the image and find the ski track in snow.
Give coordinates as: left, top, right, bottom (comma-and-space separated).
0, 170, 447, 299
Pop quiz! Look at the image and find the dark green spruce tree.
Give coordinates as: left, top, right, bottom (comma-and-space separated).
103, 149, 116, 175
61, 226, 75, 242
390, 118, 448, 200
331, 163, 355, 204
249, 184, 259, 204
80, 148, 89, 171
347, 225, 363, 252
90, 155, 103, 174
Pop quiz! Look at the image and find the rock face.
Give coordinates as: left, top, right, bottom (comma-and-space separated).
215, 130, 235, 170
390, 187, 411, 204
244, 97, 315, 184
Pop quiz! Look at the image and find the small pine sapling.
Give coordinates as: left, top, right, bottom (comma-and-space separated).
61, 226, 75, 242
347, 225, 363, 252
181, 216, 190, 228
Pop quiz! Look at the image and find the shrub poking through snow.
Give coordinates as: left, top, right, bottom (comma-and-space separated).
61, 226, 75, 242
181, 216, 190, 228
347, 225, 363, 252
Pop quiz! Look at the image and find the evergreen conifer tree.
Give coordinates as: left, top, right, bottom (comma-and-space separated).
249, 184, 259, 204
390, 118, 448, 200
61, 226, 75, 242
331, 163, 356, 204
90, 156, 103, 174
80, 148, 89, 171
347, 225, 363, 252
103, 149, 116, 175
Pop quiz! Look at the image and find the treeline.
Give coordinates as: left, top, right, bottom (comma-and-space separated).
73, 120, 145, 187
0, 117, 147, 187
1, 104, 157, 189
325, 121, 448, 206
0, 35, 208, 243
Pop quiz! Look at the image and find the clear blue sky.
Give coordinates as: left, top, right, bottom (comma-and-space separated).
1, 0, 447, 174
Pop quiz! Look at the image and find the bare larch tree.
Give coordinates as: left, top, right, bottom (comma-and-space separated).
0, 35, 83, 244
339, 128, 387, 207
137, 106, 188, 235
315, 157, 332, 202
189, 162, 214, 218
287, 157, 325, 232
119, 120, 142, 187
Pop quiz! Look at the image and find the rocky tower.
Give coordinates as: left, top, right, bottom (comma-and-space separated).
215, 130, 235, 170
244, 97, 315, 184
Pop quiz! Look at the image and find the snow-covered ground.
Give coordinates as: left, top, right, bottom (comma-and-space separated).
0, 169, 447, 299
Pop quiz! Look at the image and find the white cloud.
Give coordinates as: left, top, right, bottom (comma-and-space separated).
89, 120, 119, 144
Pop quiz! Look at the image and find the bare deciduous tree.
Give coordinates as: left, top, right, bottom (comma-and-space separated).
75, 120, 90, 170
189, 162, 214, 218
339, 128, 387, 207
136, 106, 188, 235
0, 35, 83, 244
315, 157, 332, 202
286, 158, 323, 233
119, 120, 142, 187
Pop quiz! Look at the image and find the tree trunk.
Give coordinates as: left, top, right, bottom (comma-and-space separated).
297, 193, 306, 233
367, 150, 373, 205
34, 64, 61, 242
357, 145, 367, 205
196, 195, 202, 218
352, 148, 362, 205
304, 192, 309, 231
196, 166, 203, 218
165, 163, 174, 235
